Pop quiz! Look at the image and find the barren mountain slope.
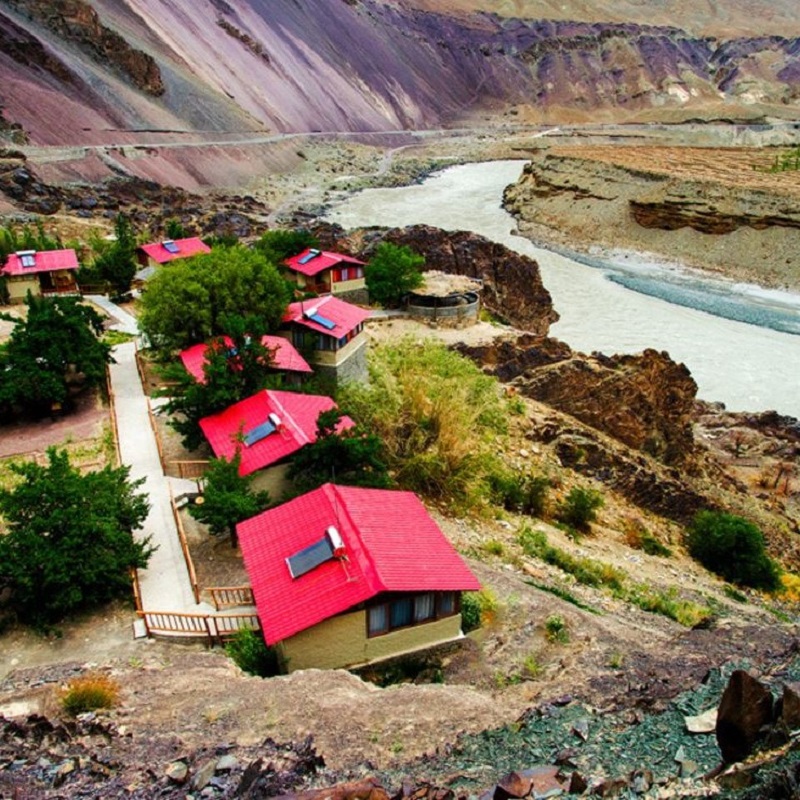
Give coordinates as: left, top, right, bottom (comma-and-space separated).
2, 0, 800, 149
406, 0, 800, 37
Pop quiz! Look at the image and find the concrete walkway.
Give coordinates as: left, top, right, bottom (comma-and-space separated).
86, 295, 139, 336
109, 342, 204, 613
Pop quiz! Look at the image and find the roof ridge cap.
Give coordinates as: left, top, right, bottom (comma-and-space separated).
265, 390, 308, 445
328, 484, 384, 594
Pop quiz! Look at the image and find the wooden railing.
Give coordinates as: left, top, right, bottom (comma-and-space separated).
137, 610, 260, 644
105, 367, 122, 466
167, 460, 210, 481
208, 586, 255, 611
130, 568, 143, 612
168, 485, 201, 604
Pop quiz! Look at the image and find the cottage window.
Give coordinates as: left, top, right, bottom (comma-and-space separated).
367, 592, 460, 638
414, 593, 435, 622
368, 605, 388, 636
390, 596, 413, 628
437, 592, 456, 617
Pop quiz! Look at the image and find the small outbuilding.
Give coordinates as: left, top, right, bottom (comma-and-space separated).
237, 483, 481, 671
407, 271, 483, 327
2, 249, 80, 302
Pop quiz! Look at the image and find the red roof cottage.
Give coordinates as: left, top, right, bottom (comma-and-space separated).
281, 295, 370, 384
282, 248, 366, 298
237, 483, 481, 671
180, 335, 312, 386
2, 249, 79, 303
199, 389, 353, 495
136, 237, 211, 268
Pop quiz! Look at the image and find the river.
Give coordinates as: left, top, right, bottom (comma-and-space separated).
326, 160, 800, 419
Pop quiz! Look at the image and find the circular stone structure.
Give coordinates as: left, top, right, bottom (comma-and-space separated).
407, 271, 483, 326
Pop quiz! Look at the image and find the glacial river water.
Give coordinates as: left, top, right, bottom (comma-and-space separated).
327, 160, 800, 418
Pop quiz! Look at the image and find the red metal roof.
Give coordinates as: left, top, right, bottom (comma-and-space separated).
283, 295, 371, 339
3, 249, 79, 276
137, 237, 210, 264
283, 248, 365, 278
199, 390, 353, 476
179, 336, 312, 383
238, 484, 481, 644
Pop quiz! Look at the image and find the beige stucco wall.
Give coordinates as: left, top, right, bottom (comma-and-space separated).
250, 463, 292, 501
6, 276, 40, 302
331, 277, 366, 294
278, 609, 463, 672
310, 335, 366, 367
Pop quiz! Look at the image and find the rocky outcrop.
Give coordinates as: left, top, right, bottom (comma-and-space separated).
459, 336, 697, 465
4, 0, 164, 96
376, 226, 558, 337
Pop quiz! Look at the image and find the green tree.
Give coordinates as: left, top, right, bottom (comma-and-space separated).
189, 452, 270, 547
255, 229, 318, 264
0, 294, 112, 417
165, 314, 279, 449
87, 214, 137, 297
365, 242, 424, 308
287, 409, 391, 493
0, 221, 62, 260
165, 218, 187, 239
687, 510, 780, 590
0, 448, 152, 627
139, 244, 290, 350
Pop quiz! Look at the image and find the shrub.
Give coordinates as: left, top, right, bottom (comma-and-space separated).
225, 628, 280, 677
624, 520, 672, 557
482, 539, 505, 556
340, 339, 511, 512
556, 487, 604, 533
687, 511, 780, 591
60, 674, 120, 716
545, 614, 569, 644
491, 471, 549, 517
461, 588, 499, 632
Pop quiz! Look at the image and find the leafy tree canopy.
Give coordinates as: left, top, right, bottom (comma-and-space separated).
287, 408, 392, 494
165, 314, 280, 450
687, 510, 780, 591
0, 448, 152, 627
0, 294, 112, 417
365, 242, 424, 308
139, 244, 290, 351
255, 229, 318, 265
189, 452, 271, 547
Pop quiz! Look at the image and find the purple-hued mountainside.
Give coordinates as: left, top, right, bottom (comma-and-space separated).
1, 0, 800, 145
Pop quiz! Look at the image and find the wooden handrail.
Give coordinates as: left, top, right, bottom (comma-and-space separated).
168, 484, 201, 604
137, 610, 260, 644
208, 586, 255, 611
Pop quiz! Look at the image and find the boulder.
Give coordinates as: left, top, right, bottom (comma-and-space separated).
716, 670, 774, 763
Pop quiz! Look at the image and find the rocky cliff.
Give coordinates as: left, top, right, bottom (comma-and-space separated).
1, 1, 800, 146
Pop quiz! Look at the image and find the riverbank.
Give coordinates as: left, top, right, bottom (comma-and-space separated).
503, 145, 800, 293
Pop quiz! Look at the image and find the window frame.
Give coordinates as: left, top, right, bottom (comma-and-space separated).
366, 591, 461, 638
